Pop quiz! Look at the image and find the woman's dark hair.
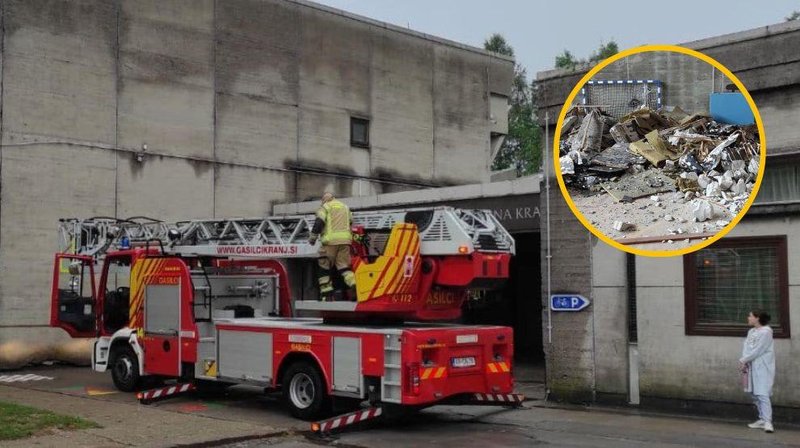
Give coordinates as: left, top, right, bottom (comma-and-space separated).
751, 309, 771, 326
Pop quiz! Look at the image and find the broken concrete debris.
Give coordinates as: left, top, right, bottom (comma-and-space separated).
601, 170, 674, 202
731, 178, 747, 195
610, 120, 639, 144
560, 155, 575, 175
561, 104, 760, 237
613, 221, 636, 231
566, 108, 606, 156
679, 153, 704, 173
692, 199, 725, 222
748, 158, 759, 174
592, 143, 645, 169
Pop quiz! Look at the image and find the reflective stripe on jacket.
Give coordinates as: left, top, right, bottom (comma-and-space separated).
316, 199, 352, 245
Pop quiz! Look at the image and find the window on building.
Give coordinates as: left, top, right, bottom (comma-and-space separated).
350, 117, 370, 149
684, 236, 789, 338
755, 157, 800, 204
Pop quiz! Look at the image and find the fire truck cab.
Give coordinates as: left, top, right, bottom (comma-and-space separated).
51, 207, 520, 421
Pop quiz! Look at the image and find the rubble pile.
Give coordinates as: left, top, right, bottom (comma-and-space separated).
560, 105, 760, 235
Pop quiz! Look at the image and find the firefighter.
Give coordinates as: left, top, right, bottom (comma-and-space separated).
309, 192, 356, 301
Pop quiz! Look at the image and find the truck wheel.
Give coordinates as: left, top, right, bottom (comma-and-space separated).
111, 346, 141, 392
282, 361, 329, 420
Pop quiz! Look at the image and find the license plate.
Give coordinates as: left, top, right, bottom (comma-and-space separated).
451, 356, 476, 368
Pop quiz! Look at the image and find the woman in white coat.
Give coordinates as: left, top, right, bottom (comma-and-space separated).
740, 309, 776, 433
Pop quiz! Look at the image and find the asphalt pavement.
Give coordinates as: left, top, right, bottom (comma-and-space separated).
0, 365, 798, 447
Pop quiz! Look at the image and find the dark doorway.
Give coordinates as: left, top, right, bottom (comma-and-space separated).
462, 232, 543, 363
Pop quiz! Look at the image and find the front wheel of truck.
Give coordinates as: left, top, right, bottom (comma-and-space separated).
110, 346, 141, 392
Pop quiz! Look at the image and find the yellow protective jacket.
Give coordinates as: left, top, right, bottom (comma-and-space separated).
314, 199, 352, 245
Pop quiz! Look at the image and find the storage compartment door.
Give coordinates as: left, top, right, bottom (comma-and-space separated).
217, 330, 273, 384
143, 284, 181, 376
332, 337, 361, 395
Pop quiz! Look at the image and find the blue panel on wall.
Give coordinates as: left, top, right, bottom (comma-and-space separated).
709, 93, 754, 125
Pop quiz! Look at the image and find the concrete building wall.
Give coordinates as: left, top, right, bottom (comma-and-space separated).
540, 185, 595, 400
590, 241, 629, 398
635, 217, 800, 407
582, 51, 731, 115
537, 20, 800, 155
537, 20, 800, 407
0, 0, 513, 349
572, 217, 800, 408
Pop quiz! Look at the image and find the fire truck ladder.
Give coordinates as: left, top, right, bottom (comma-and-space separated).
58, 207, 515, 259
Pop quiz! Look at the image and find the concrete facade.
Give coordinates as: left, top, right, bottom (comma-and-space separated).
275, 175, 540, 215
0, 0, 513, 348
536, 20, 800, 413
544, 51, 732, 119
589, 218, 800, 410
538, 20, 800, 156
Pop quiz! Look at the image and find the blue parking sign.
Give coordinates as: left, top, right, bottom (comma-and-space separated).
550, 294, 590, 311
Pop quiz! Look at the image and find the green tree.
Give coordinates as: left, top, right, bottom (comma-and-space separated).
787, 10, 800, 21
555, 50, 578, 70
555, 40, 619, 69
590, 41, 619, 62
484, 33, 541, 174
484, 33, 515, 57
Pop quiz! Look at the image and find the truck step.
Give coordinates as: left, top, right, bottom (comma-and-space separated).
468, 392, 525, 405
137, 382, 196, 404
311, 406, 383, 434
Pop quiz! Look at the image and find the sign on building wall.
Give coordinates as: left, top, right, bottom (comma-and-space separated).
550, 294, 591, 312
448, 194, 540, 233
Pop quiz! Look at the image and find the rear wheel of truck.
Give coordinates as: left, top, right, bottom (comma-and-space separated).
111, 346, 141, 392
282, 361, 330, 420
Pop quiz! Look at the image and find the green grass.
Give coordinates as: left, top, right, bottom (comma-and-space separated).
0, 400, 99, 441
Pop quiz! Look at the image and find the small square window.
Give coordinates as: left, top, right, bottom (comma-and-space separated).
350, 117, 370, 149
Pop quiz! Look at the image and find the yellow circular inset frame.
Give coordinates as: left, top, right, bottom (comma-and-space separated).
553, 44, 767, 257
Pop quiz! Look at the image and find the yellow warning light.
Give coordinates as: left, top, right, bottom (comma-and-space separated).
311, 423, 320, 432
458, 245, 469, 254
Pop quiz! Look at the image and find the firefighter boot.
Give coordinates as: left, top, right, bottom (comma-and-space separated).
319, 280, 334, 302
318, 268, 333, 301
339, 268, 357, 302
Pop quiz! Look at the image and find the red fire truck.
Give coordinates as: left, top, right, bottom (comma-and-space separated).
51, 207, 523, 431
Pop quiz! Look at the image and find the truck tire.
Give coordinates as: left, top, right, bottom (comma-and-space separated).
111, 346, 141, 392
282, 361, 330, 420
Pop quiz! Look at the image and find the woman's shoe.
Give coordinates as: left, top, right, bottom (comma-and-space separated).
748, 420, 765, 429
764, 422, 774, 433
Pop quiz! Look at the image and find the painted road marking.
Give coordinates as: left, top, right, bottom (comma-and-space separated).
0, 374, 54, 383
85, 386, 118, 396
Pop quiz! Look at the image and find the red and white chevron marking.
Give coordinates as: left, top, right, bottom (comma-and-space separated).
472, 393, 525, 403
313, 407, 383, 433
0, 374, 54, 383
137, 383, 195, 402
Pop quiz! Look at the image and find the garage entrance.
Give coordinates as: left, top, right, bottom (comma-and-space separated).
462, 232, 543, 364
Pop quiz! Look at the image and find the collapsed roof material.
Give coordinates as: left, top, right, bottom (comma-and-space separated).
560, 104, 760, 240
